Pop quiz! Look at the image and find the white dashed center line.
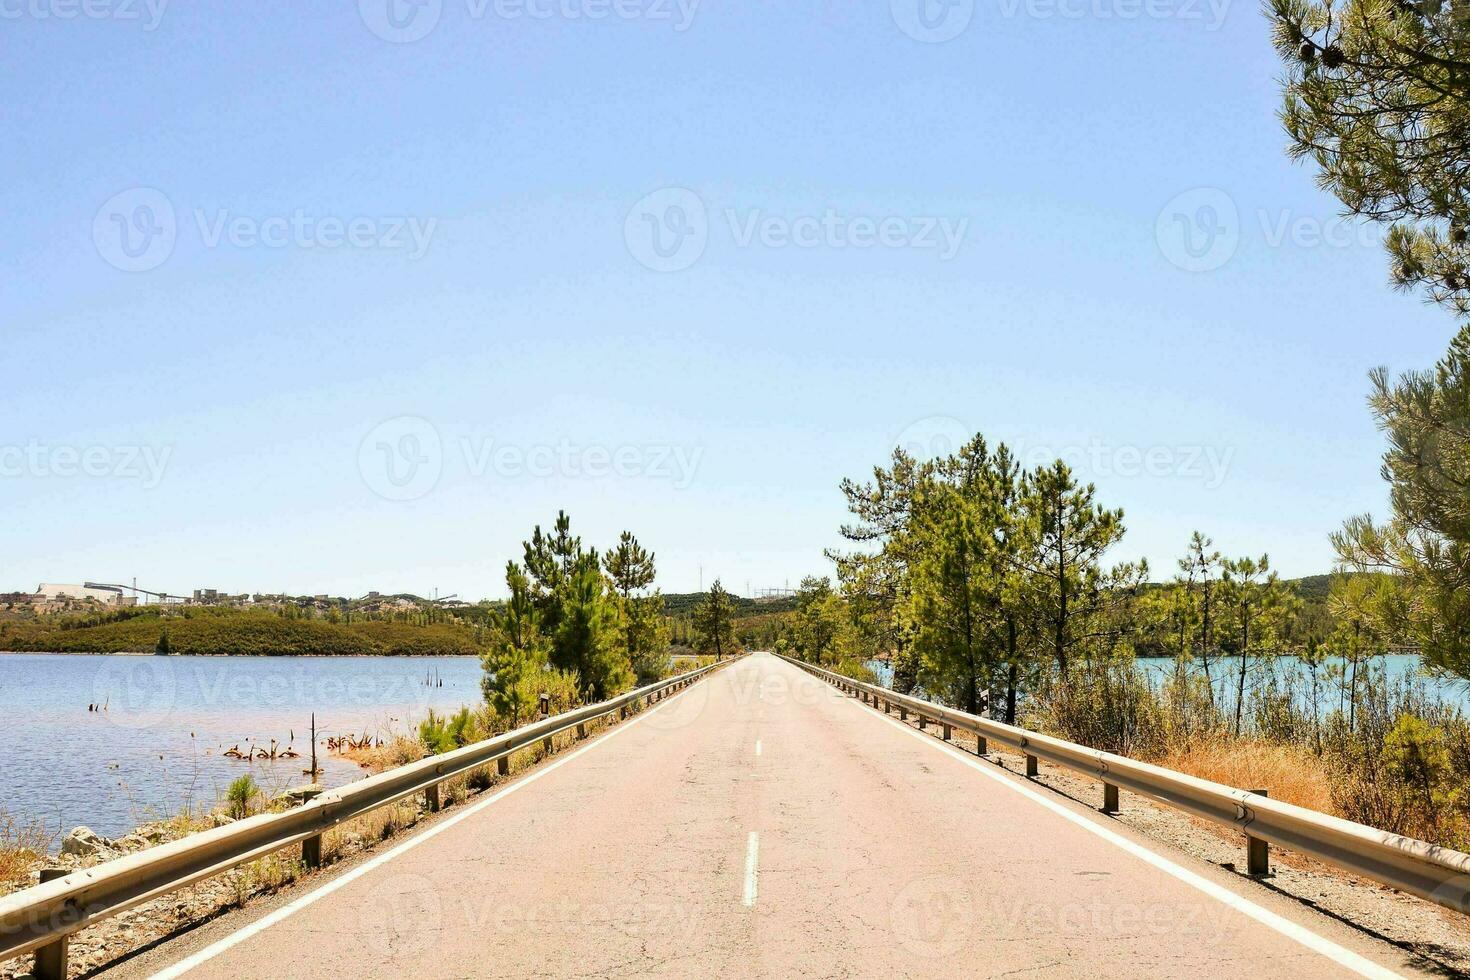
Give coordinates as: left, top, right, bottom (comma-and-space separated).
743, 831, 760, 907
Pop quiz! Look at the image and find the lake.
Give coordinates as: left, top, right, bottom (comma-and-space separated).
0, 653, 484, 841
863, 654, 1470, 711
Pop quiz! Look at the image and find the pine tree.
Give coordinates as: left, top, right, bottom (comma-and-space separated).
1219, 555, 1293, 736
1271, 0, 1470, 314
1015, 461, 1127, 676
828, 447, 928, 692
1334, 335, 1470, 680
482, 562, 553, 727
603, 531, 668, 684
791, 576, 847, 666
522, 511, 582, 635
693, 580, 736, 660
552, 555, 631, 701
896, 436, 1041, 718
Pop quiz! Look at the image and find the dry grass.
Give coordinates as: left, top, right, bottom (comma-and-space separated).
340, 734, 425, 773
1157, 737, 1337, 815
0, 810, 53, 893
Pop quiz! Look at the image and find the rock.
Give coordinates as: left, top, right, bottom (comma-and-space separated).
114, 833, 150, 853
59, 827, 113, 859
276, 784, 324, 807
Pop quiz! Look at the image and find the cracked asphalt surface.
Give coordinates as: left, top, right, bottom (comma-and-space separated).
101, 652, 1434, 978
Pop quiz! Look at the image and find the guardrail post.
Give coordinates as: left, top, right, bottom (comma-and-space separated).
900, 706, 908, 721
425, 783, 441, 812
576, 722, 588, 739
33, 868, 69, 980
301, 830, 322, 869
497, 755, 510, 777
291, 785, 325, 868
918, 715, 927, 731
976, 735, 987, 756
1246, 789, 1270, 876
942, 723, 952, 741
1025, 754, 1038, 778
1102, 782, 1119, 814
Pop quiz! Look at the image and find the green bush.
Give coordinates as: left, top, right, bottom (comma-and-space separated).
418, 707, 477, 755
225, 775, 259, 820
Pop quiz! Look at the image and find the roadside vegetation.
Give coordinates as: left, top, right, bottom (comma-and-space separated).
0, 810, 53, 893
765, 0, 1470, 852
768, 430, 1470, 850
469, 513, 735, 742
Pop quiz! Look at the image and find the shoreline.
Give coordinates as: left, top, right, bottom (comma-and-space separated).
0, 650, 482, 658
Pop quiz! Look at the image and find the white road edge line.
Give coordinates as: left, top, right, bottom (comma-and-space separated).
147, 683, 709, 980
834, 680, 1405, 980
743, 831, 760, 907
755, 739, 762, 757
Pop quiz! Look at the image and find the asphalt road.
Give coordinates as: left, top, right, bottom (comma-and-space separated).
106, 652, 1426, 978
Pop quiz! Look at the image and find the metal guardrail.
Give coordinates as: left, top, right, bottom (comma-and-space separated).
0, 658, 735, 972
781, 654, 1470, 916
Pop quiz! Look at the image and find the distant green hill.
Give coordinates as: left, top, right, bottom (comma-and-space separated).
661, 592, 798, 617
1288, 574, 1336, 602
0, 609, 482, 656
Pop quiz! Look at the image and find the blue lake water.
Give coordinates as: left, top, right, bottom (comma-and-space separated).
0, 653, 484, 840
863, 654, 1470, 711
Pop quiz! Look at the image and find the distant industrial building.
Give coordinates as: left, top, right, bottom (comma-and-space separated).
30, 583, 138, 612
35, 583, 124, 604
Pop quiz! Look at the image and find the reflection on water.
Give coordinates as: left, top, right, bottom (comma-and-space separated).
0, 653, 483, 840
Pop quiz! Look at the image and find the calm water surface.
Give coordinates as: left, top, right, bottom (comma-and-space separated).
0, 653, 483, 840
864, 654, 1470, 709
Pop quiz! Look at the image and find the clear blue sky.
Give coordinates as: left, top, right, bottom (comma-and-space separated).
1, 0, 1455, 600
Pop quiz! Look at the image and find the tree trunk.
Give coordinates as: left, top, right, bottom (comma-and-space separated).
1005, 660, 1018, 725
1200, 583, 1214, 709
1234, 611, 1250, 738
